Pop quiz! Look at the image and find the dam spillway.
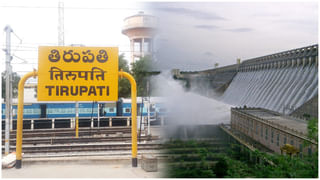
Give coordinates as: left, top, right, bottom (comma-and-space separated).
176, 44, 318, 116
221, 45, 318, 114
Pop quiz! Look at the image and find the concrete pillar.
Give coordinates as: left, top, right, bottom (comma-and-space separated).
70, 118, 74, 129
10, 109, 14, 131
130, 39, 134, 65
139, 38, 142, 55
142, 38, 145, 57
308, 57, 312, 66
91, 118, 94, 128
97, 104, 100, 128
127, 117, 130, 127
297, 58, 301, 66
237, 58, 241, 64
52, 119, 55, 129
292, 59, 296, 67
109, 117, 112, 127
31, 119, 34, 130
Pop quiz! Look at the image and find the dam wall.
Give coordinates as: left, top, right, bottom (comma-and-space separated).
290, 95, 318, 119
222, 44, 318, 115
177, 64, 239, 95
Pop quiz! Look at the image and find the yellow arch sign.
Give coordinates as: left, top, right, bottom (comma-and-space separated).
15, 47, 138, 169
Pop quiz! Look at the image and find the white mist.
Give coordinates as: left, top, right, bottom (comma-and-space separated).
152, 71, 231, 125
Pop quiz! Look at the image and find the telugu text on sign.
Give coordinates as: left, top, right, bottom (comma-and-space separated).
37, 46, 118, 101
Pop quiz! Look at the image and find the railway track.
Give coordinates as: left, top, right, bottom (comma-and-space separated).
2, 143, 163, 154
1, 127, 132, 138
2, 135, 158, 145
2, 126, 164, 157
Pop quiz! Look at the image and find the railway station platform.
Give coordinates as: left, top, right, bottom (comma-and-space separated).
2, 157, 165, 178
2, 126, 166, 178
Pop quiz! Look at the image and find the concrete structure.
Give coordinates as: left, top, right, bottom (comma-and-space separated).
175, 64, 239, 95
238, 44, 318, 70
141, 155, 158, 172
231, 107, 317, 156
290, 95, 318, 119
122, 11, 157, 65
177, 44, 318, 115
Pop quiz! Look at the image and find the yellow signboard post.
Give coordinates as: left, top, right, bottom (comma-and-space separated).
38, 46, 118, 101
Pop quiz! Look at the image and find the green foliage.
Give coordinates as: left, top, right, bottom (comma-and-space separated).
307, 117, 318, 142
131, 55, 152, 97
118, 54, 130, 98
1, 71, 20, 100
167, 166, 215, 178
214, 157, 228, 177
164, 140, 318, 178
252, 153, 318, 178
165, 140, 218, 178
118, 55, 156, 97
224, 156, 252, 178
303, 113, 311, 119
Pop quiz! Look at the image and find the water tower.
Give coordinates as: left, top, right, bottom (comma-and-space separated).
122, 11, 157, 65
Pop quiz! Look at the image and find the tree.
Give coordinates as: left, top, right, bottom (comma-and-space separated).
214, 62, 219, 68
1, 71, 21, 100
131, 55, 152, 97
118, 54, 131, 98
307, 117, 318, 143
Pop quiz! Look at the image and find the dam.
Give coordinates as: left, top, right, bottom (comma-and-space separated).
176, 44, 318, 117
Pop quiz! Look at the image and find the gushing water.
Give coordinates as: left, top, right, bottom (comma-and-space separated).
152, 71, 231, 125
221, 64, 318, 114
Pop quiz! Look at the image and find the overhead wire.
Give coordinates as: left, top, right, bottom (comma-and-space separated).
10, 31, 23, 57
0, 5, 144, 11
12, 54, 28, 63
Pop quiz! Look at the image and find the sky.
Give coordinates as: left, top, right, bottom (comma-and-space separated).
0, 1, 318, 76
148, 2, 318, 71
0, 0, 147, 79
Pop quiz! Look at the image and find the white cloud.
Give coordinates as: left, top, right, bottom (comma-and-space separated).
150, 2, 318, 71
